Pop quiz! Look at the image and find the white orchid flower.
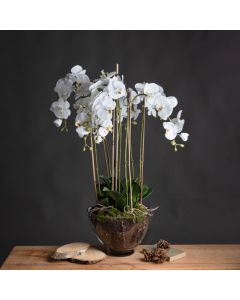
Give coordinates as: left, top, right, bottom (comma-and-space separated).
50, 98, 71, 119
163, 122, 178, 140
128, 88, 140, 105
119, 104, 128, 121
92, 92, 116, 112
76, 126, 89, 138
89, 71, 116, 93
154, 94, 172, 120
145, 95, 157, 117
163, 110, 185, 140
65, 65, 90, 98
147, 106, 157, 117
167, 96, 178, 108
154, 94, 178, 120
89, 80, 104, 92
92, 92, 115, 127
90, 88, 102, 103
73, 96, 92, 112
71, 65, 86, 75
135, 83, 145, 93
73, 74, 91, 98
118, 96, 140, 121
102, 95, 116, 111
53, 119, 62, 127
119, 96, 127, 107
98, 127, 108, 137
54, 78, 73, 100
75, 111, 90, 126
180, 133, 189, 141
100, 119, 113, 131
173, 110, 185, 133
95, 135, 103, 144
94, 108, 112, 125
144, 83, 164, 97
131, 105, 141, 120
107, 77, 126, 99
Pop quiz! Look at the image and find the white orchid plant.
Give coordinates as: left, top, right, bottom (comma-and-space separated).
50, 64, 189, 219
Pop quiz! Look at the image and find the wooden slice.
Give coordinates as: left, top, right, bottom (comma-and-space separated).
70, 247, 106, 264
51, 242, 90, 260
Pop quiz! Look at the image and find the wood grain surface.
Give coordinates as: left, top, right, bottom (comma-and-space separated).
1, 244, 240, 270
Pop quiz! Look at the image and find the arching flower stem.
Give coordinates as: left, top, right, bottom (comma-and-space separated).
90, 133, 98, 202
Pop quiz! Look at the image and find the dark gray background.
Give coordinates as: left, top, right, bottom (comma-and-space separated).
1, 31, 240, 265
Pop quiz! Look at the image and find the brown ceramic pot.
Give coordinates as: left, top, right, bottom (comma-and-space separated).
89, 213, 150, 256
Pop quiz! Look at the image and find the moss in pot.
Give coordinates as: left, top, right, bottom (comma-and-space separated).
89, 176, 153, 256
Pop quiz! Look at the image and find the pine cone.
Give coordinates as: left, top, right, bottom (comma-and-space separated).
143, 249, 154, 262
143, 248, 170, 264
157, 239, 170, 249
153, 248, 170, 264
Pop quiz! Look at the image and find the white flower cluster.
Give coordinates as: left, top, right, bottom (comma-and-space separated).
134, 82, 189, 142
50, 64, 189, 146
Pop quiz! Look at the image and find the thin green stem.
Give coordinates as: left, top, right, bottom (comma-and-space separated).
90, 133, 98, 202
93, 137, 100, 192
124, 124, 128, 207
118, 110, 122, 192
131, 93, 146, 104
131, 141, 134, 180
139, 114, 143, 186
111, 108, 115, 190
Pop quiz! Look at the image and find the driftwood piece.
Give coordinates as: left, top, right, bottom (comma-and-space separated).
51, 243, 90, 260
70, 247, 106, 264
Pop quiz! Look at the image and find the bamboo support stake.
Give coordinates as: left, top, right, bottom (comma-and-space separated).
116, 63, 119, 76
104, 139, 111, 174
103, 139, 110, 177
128, 95, 133, 211
111, 103, 115, 190
93, 136, 100, 191
140, 100, 146, 203
111, 63, 119, 191
90, 133, 98, 202
115, 101, 119, 190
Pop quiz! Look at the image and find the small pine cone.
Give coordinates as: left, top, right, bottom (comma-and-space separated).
157, 239, 170, 249
153, 257, 165, 264
153, 248, 170, 264
143, 249, 154, 262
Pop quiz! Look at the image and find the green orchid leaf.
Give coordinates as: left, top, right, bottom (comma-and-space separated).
100, 175, 112, 188
132, 181, 141, 205
107, 191, 126, 211
96, 184, 105, 198
142, 185, 153, 199
99, 197, 110, 206
121, 178, 129, 195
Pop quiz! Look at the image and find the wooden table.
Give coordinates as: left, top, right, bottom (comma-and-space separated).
1, 244, 240, 270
